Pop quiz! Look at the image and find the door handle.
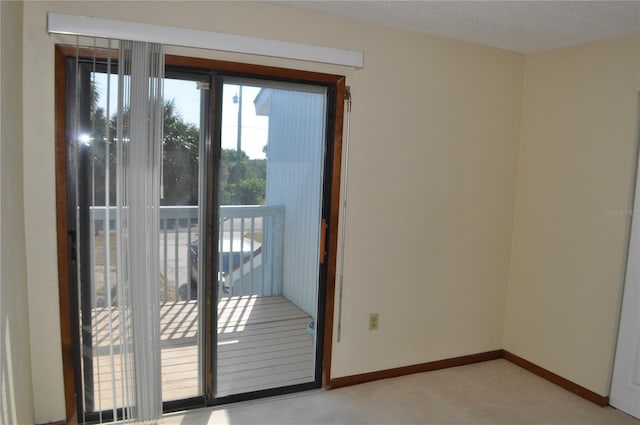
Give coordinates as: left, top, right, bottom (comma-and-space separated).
320, 219, 327, 264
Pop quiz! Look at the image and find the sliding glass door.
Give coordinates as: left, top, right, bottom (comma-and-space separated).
62, 51, 338, 422
214, 79, 327, 397
70, 62, 208, 418
156, 74, 208, 403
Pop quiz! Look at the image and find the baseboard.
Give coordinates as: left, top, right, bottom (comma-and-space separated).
329, 349, 609, 408
502, 350, 609, 407
36, 421, 66, 425
329, 349, 503, 389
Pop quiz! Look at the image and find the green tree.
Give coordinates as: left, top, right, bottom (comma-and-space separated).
219, 148, 266, 205
90, 100, 201, 206
161, 100, 199, 206
89, 96, 266, 207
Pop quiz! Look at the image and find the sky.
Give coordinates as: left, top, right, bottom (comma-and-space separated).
94, 73, 268, 159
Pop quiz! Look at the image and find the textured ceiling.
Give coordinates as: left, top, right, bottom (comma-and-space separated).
273, 1, 640, 53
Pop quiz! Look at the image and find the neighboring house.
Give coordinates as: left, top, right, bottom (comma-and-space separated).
255, 86, 327, 317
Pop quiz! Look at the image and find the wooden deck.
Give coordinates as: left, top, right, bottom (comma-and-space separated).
89, 295, 314, 410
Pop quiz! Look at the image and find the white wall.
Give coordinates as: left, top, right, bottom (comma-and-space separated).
504, 34, 640, 396
331, 24, 523, 378
0, 1, 34, 424
22, 1, 523, 422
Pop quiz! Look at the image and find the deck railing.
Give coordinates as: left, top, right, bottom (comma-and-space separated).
218, 205, 284, 299
90, 205, 284, 305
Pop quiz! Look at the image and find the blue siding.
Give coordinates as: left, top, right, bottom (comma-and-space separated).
260, 87, 327, 317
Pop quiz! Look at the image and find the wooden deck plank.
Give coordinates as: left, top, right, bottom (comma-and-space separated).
91, 295, 314, 408
218, 346, 312, 367
218, 353, 313, 374
218, 332, 310, 352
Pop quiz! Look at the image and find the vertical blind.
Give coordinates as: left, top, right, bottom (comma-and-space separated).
72, 38, 165, 423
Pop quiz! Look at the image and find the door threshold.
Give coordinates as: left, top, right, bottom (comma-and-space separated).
162, 388, 326, 421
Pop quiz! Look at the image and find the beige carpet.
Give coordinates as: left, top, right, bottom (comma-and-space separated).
161, 359, 640, 424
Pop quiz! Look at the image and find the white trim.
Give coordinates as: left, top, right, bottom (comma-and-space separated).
47, 13, 364, 69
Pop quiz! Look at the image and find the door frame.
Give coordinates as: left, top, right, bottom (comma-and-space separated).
55, 45, 345, 424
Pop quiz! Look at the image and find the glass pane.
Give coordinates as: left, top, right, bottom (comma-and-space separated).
216, 80, 327, 397
82, 69, 122, 414
158, 77, 205, 402
80, 71, 206, 413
